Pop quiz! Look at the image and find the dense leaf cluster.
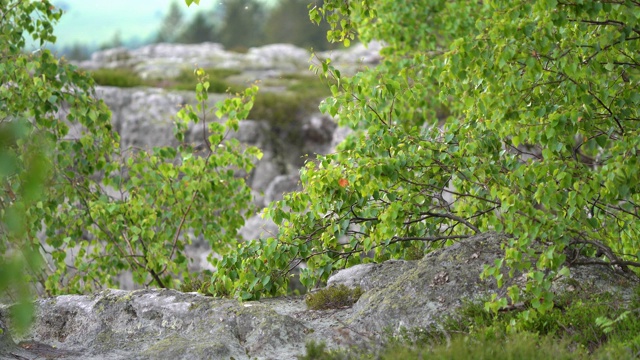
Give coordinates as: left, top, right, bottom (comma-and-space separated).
1, 1, 261, 297
159, 0, 335, 51
0, 0, 115, 327
214, 0, 640, 316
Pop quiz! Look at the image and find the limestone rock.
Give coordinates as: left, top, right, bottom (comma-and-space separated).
97, 86, 189, 148
2, 233, 636, 360
89, 47, 131, 63
239, 214, 278, 242
301, 113, 338, 156
0, 319, 17, 354
317, 41, 383, 76
246, 44, 310, 72
263, 174, 301, 206
330, 126, 355, 151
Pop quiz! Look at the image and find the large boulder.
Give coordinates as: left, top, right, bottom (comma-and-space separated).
1, 232, 637, 360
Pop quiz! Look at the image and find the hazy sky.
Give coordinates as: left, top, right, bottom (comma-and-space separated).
50, 0, 191, 47
49, 0, 278, 48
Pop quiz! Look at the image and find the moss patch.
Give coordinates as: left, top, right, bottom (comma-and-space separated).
180, 271, 214, 296
90, 68, 145, 88
166, 67, 243, 93
88, 67, 243, 93
305, 285, 363, 310
87, 67, 332, 129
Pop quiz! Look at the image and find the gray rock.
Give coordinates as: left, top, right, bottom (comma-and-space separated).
0, 318, 17, 354
74, 42, 376, 198
302, 114, 336, 144
330, 126, 354, 150
338, 232, 639, 333
301, 113, 338, 156
132, 42, 226, 61
2, 233, 636, 360
77, 43, 316, 80
97, 86, 190, 149
246, 44, 310, 72
76, 41, 381, 84
89, 47, 132, 65
317, 41, 383, 76
249, 156, 284, 191
263, 174, 301, 206
239, 214, 278, 242
328, 262, 388, 289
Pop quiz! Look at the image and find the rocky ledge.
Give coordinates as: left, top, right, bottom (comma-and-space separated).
1, 233, 636, 360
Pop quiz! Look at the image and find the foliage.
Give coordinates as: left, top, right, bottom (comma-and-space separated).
249, 91, 320, 128
60, 42, 91, 61
169, 67, 242, 93
88, 66, 243, 93
434, 290, 640, 353
302, 335, 593, 360
305, 285, 362, 310
156, 1, 185, 43
180, 270, 214, 294
2, 0, 262, 298
217, 0, 267, 49
38, 70, 261, 293
264, 0, 335, 50
0, 0, 115, 326
176, 0, 337, 51
177, 11, 217, 44
177, 71, 332, 127
90, 68, 145, 88
99, 31, 124, 51
298, 341, 358, 360
210, 0, 640, 318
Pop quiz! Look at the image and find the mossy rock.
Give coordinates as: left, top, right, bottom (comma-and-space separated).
90, 68, 145, 88
305, 285, 364, 310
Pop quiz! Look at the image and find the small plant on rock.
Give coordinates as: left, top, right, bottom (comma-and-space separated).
305, 285, 363, 310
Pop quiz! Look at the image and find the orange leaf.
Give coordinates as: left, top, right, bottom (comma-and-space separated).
338, 178, 349, 188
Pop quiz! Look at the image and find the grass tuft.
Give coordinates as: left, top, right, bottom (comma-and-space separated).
305, 285, 363, 310
90, 68, 144, 88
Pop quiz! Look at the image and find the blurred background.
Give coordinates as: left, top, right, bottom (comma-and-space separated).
47, 0, 335, 60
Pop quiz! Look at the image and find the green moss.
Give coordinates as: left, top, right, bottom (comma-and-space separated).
90, 68, 144, 88
305, 285, 363, 310
87, 67, 243, 93
180, 272, 214, 296
379, 333, 592, 360
168, 67, 243, 93
298, 341, 361, 360
283, 74, 333, 98
249, 75, 331, 128
249, 92, 310, 127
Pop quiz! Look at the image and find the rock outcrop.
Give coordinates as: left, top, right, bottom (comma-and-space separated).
77, 42, 381, 80
82, 42, 369, 207
1, 233, 637, 360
